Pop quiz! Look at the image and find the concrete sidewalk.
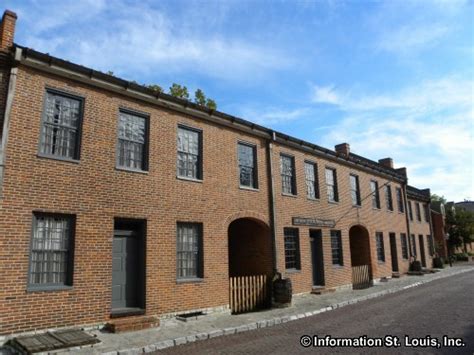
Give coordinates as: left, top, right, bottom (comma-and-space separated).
15, 264, 474, 354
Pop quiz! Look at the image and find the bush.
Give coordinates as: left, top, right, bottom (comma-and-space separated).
454, 253, 468, 261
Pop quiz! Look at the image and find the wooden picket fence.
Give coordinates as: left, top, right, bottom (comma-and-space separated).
352, 265, 371, 289
229, 275, 270, 314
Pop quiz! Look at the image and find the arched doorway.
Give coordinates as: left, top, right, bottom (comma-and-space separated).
349, 225, 373, 289
228, 218, 273, 277
228, 218, 272, 313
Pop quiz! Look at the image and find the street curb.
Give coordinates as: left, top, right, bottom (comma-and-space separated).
91, 267, 474, 354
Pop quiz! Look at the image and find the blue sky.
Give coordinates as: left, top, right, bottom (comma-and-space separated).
7, 0, 473, 201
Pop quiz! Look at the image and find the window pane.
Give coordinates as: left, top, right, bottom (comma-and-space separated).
117, 111, 147, 170
239, 144, 256, 188
376, 232, 385, 262
40, 92, 81, 159
415, 203, 422, 221
177, 127, 201, 179
29, 215, 71, 286
305, 162, 318, 199
350, 175, 360, 206
396, 188, 404, 213
386, 186, 393, 211
177, 223, 202, 278
401, 233, 408, 259
371, 181, 380, 208
330, 230, 343, 265
326, 168, 337, 202
284, 228, 300, 269
281, 155, 295, 194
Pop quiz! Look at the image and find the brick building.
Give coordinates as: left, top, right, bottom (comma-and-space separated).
431, 201, 448, 259
0, 10, 436, 336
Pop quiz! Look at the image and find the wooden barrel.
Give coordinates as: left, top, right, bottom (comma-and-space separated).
410, 260, 422, 271
273, 278, 292, 305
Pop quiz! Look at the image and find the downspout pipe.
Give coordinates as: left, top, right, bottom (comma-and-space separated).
402, 182, 414, 262
0, 60, 18, 198
266, 131, 278, 278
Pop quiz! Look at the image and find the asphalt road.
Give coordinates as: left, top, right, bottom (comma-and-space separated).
158, 271, 474, 355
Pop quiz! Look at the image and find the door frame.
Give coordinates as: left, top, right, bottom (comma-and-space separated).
389, 233, 399, 272
309, 229, 325, 287
418, 234, 427, 268
111, 219, 146, 316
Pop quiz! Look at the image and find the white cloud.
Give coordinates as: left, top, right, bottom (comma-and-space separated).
376, 24, 451, 54
312, 84, 341, 105
239, 107, 310, 125
17, 1, 292, 82
316, 76, 474, 201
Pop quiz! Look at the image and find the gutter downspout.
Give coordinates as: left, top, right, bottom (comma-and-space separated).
0, 60, 18, 198
402, 183, 414, 263
427, 199, 435, 261
266, 131, 278, 277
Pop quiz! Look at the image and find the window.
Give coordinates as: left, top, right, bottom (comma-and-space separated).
284, 228, 301, 270
330, 230, 343, 266
350, 174, 361, 206
177, 223, 203, 279
29, 214, 75, 288
376, 232, 385, 262
396, 188, 404, 213
408, 201, 414, 221
370, 180, 380, 209
39, 90, 83, 160
238, 143, 257, 188
410, 234, 416, 256
423, 204, 430, 223
280, 155, 296, 195
401, 233, 408, 259
304, 161, 319, 199
177, 126, 202, 180
385, 185, 393, 211
427, 235, 435, 256
415, 203, 422, 222
117, 110, 148, 170
325, 168, 339, 202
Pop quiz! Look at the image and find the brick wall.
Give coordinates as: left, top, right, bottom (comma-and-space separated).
431, 212, 447, 259
0, 65, 273, 334
408, 199, 434, 267
0, 10, 16, 138
0, 61, 424, 334
271, 144, 409, 293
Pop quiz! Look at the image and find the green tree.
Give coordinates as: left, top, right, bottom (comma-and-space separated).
147, 84, 163, 94
205, 98, 217, 110
169, 83, 189, 99
431, 194, 447, 204
194, 89, 206, 105
446, 207, 474, 253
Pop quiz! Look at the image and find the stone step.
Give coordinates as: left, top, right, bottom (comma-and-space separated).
311, 287, 336, 295
392, 272, 401, 278
105, 315, 160, 333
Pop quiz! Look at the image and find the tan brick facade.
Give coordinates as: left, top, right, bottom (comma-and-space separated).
0, 10, 435, 335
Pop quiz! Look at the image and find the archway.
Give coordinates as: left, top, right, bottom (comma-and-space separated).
228, 218, 273, 313
228, 218, 273, 277
349, 225, 373, 289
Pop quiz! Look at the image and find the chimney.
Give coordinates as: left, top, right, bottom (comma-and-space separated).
0, 10, 17, 51
335, 143, 350, 156
378, 157, 394, 169
396, 167, 407, 177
